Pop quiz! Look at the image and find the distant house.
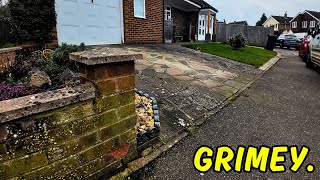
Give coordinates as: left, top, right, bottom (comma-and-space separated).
263, 13, 292, 35
290, 10, 320, 33
229, 21, 248, 26
164, 0, 218, 43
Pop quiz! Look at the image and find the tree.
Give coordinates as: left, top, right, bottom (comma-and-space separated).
0, 1, 10, 21
256, 13, 267, 26
8, 0, 56, 46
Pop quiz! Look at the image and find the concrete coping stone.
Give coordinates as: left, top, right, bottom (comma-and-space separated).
0, 47, 22, 53
69, 47, 143, 65
0, 83, 96, 123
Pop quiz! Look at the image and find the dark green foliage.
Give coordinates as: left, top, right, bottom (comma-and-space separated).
0, 3, 10, 21
0, 43, 85, 100
0, 49, 32, 83
256, 13, 267, 26
50, 43, 85, 71
0, 43, 15, 48
8, 0, 56, 45
229, 33, 247, 49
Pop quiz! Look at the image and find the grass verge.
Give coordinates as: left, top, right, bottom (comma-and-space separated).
183, 43, 277, 68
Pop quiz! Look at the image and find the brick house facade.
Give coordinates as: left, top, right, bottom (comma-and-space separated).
54, 0, 164, 46
123, 0, 164, 43
290, 10, 320, 33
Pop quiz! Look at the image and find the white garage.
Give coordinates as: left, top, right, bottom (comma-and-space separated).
55, 0, 123, 45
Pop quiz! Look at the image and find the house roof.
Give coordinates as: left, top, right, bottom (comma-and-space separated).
272, 16, 293, 23
306, 10, 320, 20
229, 21, 248, 25
190, 0, 218, 12
290, 10, 320, 22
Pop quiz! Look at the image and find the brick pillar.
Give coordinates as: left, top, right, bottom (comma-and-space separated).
70, 47, 143, 174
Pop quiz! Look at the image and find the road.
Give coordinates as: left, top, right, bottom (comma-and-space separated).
129, 50, 320, 180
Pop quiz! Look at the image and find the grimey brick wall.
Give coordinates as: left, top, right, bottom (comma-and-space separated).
0, 60, 138, 179
123, 0, 164, 43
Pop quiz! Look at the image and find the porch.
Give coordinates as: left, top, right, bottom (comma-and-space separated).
164, 0, 218, 43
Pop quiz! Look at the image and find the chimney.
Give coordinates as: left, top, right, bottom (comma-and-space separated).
284, 11, 288, 18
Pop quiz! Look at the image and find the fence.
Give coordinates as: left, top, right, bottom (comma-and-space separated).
216, 24, 274, 47
0, 20, 10, 45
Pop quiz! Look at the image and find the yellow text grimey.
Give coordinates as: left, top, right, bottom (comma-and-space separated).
193, 146, 314, 173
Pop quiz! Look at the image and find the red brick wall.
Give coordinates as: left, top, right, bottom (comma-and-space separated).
172, 7, 187, 36
123, 0, 164, 43
0, 48, 20, 72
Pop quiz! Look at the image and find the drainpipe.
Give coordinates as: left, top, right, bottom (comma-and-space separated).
163, 0, 165, 43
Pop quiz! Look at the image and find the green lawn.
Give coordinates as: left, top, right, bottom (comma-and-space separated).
183, 43, 277, 68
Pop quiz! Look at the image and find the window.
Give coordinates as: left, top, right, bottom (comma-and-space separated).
275, 24, 278, 29
134, 0, 145, 18
292, 21, 297, 28
165, 6, 171, 21
302, 21, 308, 28
310, 21, 316, 28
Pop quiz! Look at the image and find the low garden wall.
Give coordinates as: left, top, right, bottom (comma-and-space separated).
0, 47, 22, 72
0, 47, 143, 179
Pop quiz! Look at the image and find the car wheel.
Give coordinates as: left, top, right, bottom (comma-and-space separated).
287, 46, 290, 50
295, 47, 299, 50
280, 43, 284, 49
303, 54, 307, 62
306, 52, 314, 68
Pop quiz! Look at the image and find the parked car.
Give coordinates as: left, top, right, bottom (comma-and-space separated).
306, 25, 320, 68
276, 34, 301, 50
294, 32, 308, 41
299, 35, 312, 61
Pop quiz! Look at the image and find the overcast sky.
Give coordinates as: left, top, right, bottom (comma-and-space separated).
206, 0, 318, 25
1, 0, 8, 6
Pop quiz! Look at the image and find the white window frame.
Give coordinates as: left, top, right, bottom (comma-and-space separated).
302, 21, 308, 28
165, 6, 171, 21
134, 0, 146, 19
310, 21, 316, 28
275, 24, 278, 29
292, 21, 297, 28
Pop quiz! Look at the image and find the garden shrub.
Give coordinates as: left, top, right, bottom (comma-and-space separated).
50, 43, 85, 71
0, 82, 38, 101
8, 0, 56, 46
0, 43, 16, 48
0, 43, 85, 100
229, 33, 247, 49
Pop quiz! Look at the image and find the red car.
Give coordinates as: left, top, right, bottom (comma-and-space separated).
299, 35, 312, 61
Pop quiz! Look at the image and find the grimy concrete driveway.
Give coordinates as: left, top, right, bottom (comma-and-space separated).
129, 49, 320, 179
123, 44, 262, 142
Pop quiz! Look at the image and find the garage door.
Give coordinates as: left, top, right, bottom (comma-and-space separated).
56, 0, 123, 45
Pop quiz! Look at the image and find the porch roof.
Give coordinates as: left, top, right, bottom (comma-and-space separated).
165, 0, 218, 13
191, 0, 218, 12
